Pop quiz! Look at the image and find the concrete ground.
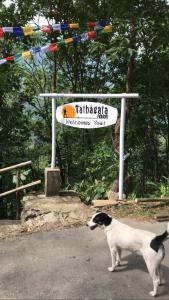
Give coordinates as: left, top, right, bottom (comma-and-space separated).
0, 219, 169, 299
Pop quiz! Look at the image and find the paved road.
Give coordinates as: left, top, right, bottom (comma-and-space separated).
0, 219, 169, 299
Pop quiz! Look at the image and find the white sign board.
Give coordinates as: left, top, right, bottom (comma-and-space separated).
56, 101, 118, 129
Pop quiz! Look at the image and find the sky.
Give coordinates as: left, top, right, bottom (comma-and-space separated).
3, 0, 47, 25
4, 0, 11, 7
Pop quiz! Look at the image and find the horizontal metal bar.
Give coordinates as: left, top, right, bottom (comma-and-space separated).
39, 93, 139, 99
0, 161, 32, 173
0, 180, 41, 198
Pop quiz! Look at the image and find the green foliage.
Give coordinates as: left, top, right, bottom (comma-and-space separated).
159, 177, 169, 197
75, 179, 108, 204
1, 0, 169, 217
84, 141, 118, 181
12, 169, 31, 185
74, 141, 118, 203
128, 177, 169, 199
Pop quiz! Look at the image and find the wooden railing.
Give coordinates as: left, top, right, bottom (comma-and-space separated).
0, 161, 41, 218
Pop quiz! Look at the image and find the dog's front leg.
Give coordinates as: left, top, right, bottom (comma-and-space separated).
108, 247, 117, 272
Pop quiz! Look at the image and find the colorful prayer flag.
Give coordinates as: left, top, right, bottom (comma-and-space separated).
72, 35, 81, 44
14, 53, 22, 62
13, 27, 24, 37
64, 37, 73, 44
0, 22, 112, 66
30, 46, 41, 54
3, 27, 13, 33
61, 24, 69, 30
48, 43, 58, 52
57, 39, 65, 47
99, 20, 110, 27
104, 25, 112, 33
22, 51, 32, 59
0, 59, 7, 65
41, 45, 49, 53
5, 56, 15, 61
23, 26, 33, 36
69, 23, 79, 29
86, 22, 96, 27
88, 30, 97, 39
41, 25, 52, 33
0, 27, 4, 40
81, 32, 89, 42
52, 24, 61, 31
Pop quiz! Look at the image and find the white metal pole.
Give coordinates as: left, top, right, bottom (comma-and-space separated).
39, 93, 139, 99
119, 97, 126, 200
51, 97, 56, 168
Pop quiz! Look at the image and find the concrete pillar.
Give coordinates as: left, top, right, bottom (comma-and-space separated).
45, 168, 61, 197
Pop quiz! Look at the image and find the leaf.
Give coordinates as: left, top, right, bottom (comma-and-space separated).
12, 175, 17, 184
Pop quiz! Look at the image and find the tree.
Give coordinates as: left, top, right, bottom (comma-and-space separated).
1, 0, 169, 206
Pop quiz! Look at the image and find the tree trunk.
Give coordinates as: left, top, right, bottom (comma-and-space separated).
111, 18, 136, 194
51, 57, 64, 184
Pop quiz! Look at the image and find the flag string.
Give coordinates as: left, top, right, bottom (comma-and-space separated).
0, 25, 112, 66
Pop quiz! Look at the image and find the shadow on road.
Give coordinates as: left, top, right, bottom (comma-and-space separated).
115, 252, 169, 297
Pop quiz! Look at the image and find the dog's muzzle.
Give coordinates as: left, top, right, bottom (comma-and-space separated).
86, 223, 98, 230
90, 224, 98, 230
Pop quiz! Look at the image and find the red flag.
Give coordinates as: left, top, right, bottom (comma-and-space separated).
41, 25, 52, 33
48, 43, 58, 52
5, 56, 15, 61
86, 22, 96, 27
0, 27, 4, 39
88, 30, 97, 39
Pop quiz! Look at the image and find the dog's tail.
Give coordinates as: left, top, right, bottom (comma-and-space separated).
150, 222, 169, 253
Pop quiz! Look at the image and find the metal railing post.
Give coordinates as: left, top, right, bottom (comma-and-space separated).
119, 97, 126, 200
51, 97, 56, 168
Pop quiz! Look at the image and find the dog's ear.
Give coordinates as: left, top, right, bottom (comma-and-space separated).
93, 212, 112, 226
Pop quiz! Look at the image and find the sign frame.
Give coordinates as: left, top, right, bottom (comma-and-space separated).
39, 93, 139, 200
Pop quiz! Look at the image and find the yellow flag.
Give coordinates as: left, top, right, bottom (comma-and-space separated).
104, 25, 112, 33
69, 23, 79, 29
22, 51, 32, 60
23, 26, 33, 36
64, 37, 73, 44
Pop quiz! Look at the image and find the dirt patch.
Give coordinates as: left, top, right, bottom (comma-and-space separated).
0, 192, 93, 239
0, 194, 169, 239
103, 201, 169, 222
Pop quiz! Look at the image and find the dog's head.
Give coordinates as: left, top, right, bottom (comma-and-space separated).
87, 211, 112, 230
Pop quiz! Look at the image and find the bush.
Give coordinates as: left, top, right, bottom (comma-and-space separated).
74, 141, 118, 203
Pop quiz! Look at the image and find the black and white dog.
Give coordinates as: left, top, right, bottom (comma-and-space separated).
87, 211, 169, 297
